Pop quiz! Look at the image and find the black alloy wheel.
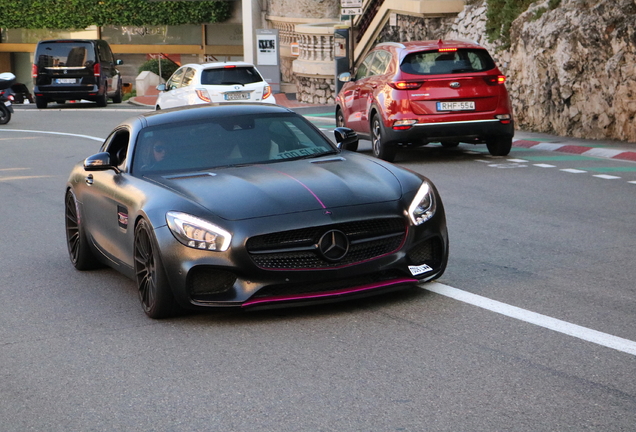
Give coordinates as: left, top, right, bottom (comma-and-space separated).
371, 114, 397, 162
134, 219, 176, 319
35, 96, 47, 109
65, 190, 101, 270
336, 108, 358, 151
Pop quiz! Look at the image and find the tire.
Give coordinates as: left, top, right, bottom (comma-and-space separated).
486, 136, 513, 156
35, 96, 47, 109
371, 114, 397, 162
441, 141, 460, 148
112, 84, 123, 104
0, 105, 10, 124
134, 219, 177, 319
65, 189, 102, 270
336, 108, 358, 151
95, 94, 107, 107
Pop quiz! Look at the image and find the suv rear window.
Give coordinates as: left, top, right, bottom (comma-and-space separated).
401, 49, 495, 75
201, 67, 263, 85
36, 42, 96, 69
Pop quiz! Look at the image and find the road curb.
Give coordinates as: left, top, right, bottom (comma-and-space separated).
513, 139, 636, 163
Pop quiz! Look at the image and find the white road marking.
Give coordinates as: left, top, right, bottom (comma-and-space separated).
560, 168, 587, 173
0, 128, 103, 142
533, 163, 556, 168
629, 181, 636, 185
593, 174, 621, 180
507, 159, 528, 163
422, 282, 636, 356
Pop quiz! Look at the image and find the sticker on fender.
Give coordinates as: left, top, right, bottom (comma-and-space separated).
408, 264, 433, 276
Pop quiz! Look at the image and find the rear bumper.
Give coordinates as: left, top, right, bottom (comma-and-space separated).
34, 85, 103, 101
384, 118, 515, 144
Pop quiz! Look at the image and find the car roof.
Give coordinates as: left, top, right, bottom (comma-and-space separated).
377, 39, 485, 54
179, 61, 257, 71
139, 103, 294, 127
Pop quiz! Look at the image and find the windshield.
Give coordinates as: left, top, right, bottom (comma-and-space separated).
133, 113, 336, 175
201, 66, 264, 85
401, 49, 495, 75
36, 42, 96, 69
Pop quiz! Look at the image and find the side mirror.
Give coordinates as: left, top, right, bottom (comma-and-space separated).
116, 59, 124, 65
338, 72, 352, 83
84, 152, 118, 172
156, 83, 167, 92
333, 127, 358, 150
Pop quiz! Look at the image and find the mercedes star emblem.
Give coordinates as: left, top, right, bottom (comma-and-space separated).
317, 229, 349, 262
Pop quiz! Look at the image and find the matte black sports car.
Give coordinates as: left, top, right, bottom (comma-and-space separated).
65, 103, 448, 318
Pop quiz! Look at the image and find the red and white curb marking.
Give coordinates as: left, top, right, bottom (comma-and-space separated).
514, 139, 636, 163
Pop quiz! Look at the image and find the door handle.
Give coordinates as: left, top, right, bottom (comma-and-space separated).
85, 174, 94, 185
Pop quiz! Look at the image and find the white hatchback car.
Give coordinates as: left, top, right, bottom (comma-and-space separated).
155, 62, 275, 109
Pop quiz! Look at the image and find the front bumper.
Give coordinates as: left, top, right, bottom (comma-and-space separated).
154, 203, 448, 311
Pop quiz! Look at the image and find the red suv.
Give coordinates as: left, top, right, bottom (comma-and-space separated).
335, 40, 514, 161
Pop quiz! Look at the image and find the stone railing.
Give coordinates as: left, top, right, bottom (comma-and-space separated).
291, 22, 343, 105
267, 16, 333, 93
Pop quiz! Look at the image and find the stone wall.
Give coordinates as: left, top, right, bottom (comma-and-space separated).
376, 0, 636, 143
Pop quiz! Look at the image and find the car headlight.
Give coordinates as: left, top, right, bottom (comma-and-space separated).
166, 211, 232, 251
408, 182, 436, 225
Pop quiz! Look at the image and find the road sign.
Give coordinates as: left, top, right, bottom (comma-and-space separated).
341, 7, 362, 15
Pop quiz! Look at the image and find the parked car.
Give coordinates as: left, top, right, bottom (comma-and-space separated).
3, 83, 34, 104
65, 103, 448, 318
155, 61, 275, 110
32, 39, 123, 108
335, 40, 514, 161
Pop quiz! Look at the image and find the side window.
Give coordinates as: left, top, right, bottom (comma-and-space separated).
104, 129, 131, 169
98, 41, 114, 64
355, 52, 375, 80
167, 68, 185, 90
369, 51, 390, 76
181, 68, 196, 87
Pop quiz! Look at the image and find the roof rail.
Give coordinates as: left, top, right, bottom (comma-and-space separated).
376, 42, 406, 49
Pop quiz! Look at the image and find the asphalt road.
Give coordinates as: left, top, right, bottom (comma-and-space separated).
1, 103, 635, 431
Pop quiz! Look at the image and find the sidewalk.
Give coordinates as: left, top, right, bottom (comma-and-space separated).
128, 93, 636, 163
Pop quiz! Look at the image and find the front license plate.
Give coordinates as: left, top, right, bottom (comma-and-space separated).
55, 78, 76, 84
437, 101, 475, 111
408, 264, 433, 276
225, 92, 250, 101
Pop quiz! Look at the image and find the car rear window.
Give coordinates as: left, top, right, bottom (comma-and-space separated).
201, 67, 264, 85
36, 42, 95, 69
400, 49, 495, 75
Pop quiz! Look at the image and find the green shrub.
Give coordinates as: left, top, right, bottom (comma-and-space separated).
0, 0, 231, 29
138, 58, 179, 81
486, 0, 563, 47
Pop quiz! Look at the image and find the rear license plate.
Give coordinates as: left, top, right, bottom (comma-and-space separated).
437, 101, 475, 111
225, 92, 250, 101
55, 78, 76, 84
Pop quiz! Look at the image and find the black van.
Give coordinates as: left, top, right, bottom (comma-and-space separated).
33, 39, 123, 108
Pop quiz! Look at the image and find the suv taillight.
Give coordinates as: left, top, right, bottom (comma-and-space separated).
483, 75, 506, 85
32, 64, 38, 78
93, 63, 101, 77
388, 81, 424, 90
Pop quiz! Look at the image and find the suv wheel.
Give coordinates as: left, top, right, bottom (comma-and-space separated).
371, 114, 397, 162
112, 84, 123, 104
96, 94, 107, 107
486, 136, 512, 156
35, 96, 47, 109
336, 108, 358, 151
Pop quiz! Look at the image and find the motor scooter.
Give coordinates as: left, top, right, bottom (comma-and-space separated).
0, 72, 16, 124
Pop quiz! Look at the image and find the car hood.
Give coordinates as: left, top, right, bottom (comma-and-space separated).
150, 155, 403, 220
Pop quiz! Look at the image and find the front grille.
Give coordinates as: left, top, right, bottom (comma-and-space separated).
246, 218, 406, 269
